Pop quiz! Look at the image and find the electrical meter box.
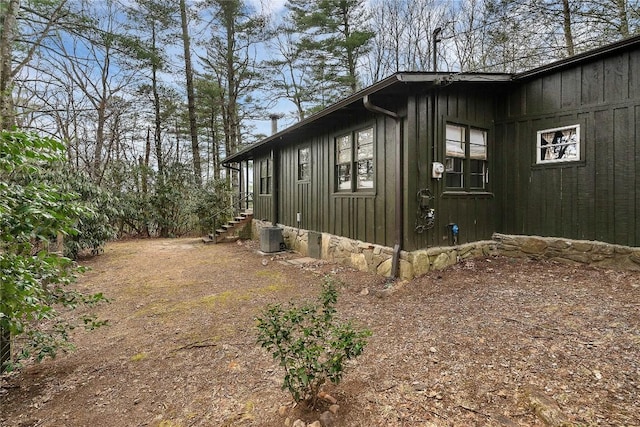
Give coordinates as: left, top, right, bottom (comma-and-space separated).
260, 226, 284, 253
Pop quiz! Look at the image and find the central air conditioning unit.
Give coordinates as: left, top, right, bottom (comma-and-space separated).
260, 226, 285, 253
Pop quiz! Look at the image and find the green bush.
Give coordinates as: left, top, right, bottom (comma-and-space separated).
192, 179, 233, 234
153, 162, 197, 237
256, 276, 371, 408
55, 168, 119, 259
0, 130, 108, 372
102, 160, 154, 236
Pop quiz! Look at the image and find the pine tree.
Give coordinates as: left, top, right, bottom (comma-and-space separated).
285, 0, 374, 107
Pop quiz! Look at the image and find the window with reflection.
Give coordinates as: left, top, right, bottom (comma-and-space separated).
536, 125, 580, 164
259, 158, 271, 194
445, 123, 488, 191
335, 126, 374, 192
298, 147, 310, 181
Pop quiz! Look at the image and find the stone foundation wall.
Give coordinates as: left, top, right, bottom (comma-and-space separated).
252, 220, 640, 278
253, 220, 498, 279
493, 233, 640, 271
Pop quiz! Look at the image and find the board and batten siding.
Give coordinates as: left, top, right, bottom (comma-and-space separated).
253, 113, 400, 248
495, 47, 640, 247
405, 85, 501, 251
253, 154, 273, 223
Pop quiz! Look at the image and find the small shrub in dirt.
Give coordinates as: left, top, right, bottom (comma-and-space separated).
256, 276, 371, 408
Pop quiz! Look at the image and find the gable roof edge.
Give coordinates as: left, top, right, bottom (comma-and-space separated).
515, 35, 640, 80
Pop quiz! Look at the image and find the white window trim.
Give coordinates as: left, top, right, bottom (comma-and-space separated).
335, 126, 375, 192
536, 124, 581, 164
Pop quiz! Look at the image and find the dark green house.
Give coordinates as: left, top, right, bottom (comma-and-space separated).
223, 35, 640, 277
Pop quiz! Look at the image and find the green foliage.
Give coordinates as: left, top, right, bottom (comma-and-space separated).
192, 179, 233, 234
0, 130, 108, 372
153, 162, 197, 237
102, 160, 152, 236
285, 0, 373, 102
103, 159, 233, 237
53, 168, 119, 259
256, 276, 371, 407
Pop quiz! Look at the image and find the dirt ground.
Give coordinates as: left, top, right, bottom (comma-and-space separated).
1, 238, 639, 427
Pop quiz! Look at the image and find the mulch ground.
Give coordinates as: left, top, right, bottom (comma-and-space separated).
1, 238, 639, 426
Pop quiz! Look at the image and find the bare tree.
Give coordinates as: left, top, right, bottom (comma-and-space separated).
33, 0, 141, 182
0, 0, 72, 130
365, 0, 444, 81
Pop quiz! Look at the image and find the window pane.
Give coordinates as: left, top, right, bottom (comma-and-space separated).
338, 147, 351, 164
445, 157, 463, 188
337, 163, 351, 190
446, 172, 463, 188
470, 129, 487, 159
298, 164, 309, 181
538, 126, 580, 163
357, 127, 373, 144
298, 147, 310, 180
299, 147, 309, 164
470, 173, 484, 189
357, 128, 374, 160
357, 159, 373, 189
357, 141, 373, 159
470, 160, 486, 189
337, 135, 351, 163
446, 124, 465, 157
260, 160, 267, 177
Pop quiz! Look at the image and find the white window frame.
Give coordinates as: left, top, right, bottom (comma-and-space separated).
335, 126, 374, 192
536, 124, 580, 164
445, 122, 488, 190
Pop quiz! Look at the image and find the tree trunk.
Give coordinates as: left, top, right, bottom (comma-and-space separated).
151, 22, 164, 179
616, 0, 629, 37
0, 0, 19, 370
0, 257, 9, 370
0, 326, 9, 372
93, 99, 106, 180
0, 0, 19, 131
179, 0, 202, 186
562, 0, 575, 56
142, 128, 150, 195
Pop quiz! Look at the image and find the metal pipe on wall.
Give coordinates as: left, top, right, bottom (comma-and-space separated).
363, 95, 403, 279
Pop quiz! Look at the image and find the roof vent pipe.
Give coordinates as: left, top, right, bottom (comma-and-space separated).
269, 114, 281, 135
432, 27, 442, 72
